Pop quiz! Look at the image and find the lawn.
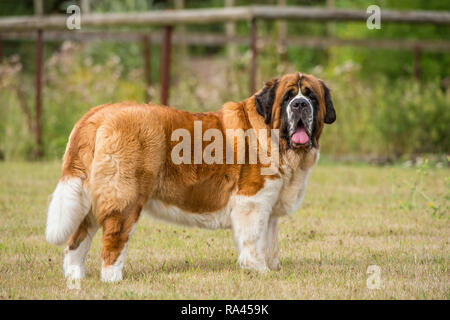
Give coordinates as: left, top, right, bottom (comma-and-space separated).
0, 161, 448, 299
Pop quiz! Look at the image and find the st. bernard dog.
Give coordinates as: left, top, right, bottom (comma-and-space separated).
46, 72, 335, 282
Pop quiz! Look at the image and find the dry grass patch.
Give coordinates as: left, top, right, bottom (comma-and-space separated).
0, 161, 448, 299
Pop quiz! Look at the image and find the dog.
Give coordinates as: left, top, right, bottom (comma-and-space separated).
45, 72, 335, 282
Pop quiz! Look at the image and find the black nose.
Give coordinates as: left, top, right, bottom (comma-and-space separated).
291, 98, 309, 109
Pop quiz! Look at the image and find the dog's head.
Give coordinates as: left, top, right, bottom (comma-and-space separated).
254, 72, 336, 150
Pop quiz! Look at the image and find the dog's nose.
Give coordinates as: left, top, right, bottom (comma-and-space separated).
291, 97, 309, 110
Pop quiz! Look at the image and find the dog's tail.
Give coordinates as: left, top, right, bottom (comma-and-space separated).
46, 105, 112, 246
46, 119, 93, 246
45, 175, 91, 246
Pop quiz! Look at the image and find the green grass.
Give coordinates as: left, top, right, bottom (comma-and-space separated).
0, 161, 448, 299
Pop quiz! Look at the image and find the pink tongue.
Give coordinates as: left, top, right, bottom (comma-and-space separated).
291, 127, 309, 144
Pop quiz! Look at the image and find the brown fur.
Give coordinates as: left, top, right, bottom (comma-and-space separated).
61, 72, 331, 267
67, 217, 89, 250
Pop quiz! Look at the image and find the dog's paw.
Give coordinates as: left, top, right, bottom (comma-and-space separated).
238, 254, 268, 273
64, 265, 86, 279
101, 265, 123, 283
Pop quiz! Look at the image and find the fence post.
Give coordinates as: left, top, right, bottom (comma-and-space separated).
160, 26, 172, 106
34, 29, 43, 159
142, 35, 151, 102
250, 18, 257, 95
34, 0, 43, 159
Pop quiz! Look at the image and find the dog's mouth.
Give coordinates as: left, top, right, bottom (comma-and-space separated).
290, 120, 310, 147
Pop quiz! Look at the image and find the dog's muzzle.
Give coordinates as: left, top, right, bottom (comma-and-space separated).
287, 96, 314, 147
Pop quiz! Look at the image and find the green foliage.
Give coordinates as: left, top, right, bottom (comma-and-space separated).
0, 0, 449, 160
42, 44, 146, 158
0, 44, 145, 160
318, 70, 450, 156
0, 40, 449, 160
331, 0, 450, 81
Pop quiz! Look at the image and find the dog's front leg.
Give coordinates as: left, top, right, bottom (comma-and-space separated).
231, 206, 270, 272
265, 216, 280, 270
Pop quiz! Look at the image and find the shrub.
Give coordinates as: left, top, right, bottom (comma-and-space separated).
0, 43, 448, 161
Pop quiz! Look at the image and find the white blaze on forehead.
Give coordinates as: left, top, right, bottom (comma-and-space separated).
286, 79, 314, 136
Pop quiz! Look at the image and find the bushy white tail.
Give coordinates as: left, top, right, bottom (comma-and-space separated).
46, 177, 91, 246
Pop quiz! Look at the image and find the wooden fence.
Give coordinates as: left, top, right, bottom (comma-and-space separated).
0, 5, 449, 158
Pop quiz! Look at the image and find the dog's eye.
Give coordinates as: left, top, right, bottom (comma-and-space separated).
283, 90, 294, 102
304, 88, 317, 102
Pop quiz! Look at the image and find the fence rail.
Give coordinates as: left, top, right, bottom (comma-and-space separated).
251, 6, 450, 24
2, 31, 450, 52
0, 6, 449, 31
1, 5, 449, 159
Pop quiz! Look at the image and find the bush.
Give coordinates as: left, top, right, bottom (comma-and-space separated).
0, 42, 145, 160
318, 66, 449, 157
0, 42, 448, 161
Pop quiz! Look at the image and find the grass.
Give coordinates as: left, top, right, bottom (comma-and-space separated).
0, 161, 448, 299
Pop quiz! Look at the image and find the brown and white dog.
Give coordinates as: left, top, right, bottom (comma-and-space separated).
46, 72, 335, 282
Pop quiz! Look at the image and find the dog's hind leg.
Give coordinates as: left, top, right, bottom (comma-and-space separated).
99, 201, 142, 282
89, 122, 161, 282
63, 211, 98, 279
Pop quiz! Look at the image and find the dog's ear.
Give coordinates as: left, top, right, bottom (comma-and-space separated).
255, 79, 279, 125
319, 80, 336, 124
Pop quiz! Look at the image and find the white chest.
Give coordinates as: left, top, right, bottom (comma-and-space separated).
273, 166, 313, 217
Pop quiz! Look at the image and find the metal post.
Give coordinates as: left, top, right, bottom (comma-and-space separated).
142, 35, 151, 102
35, 29, 43, 159
160, 26, 172, 106
250, 19, 257, 95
